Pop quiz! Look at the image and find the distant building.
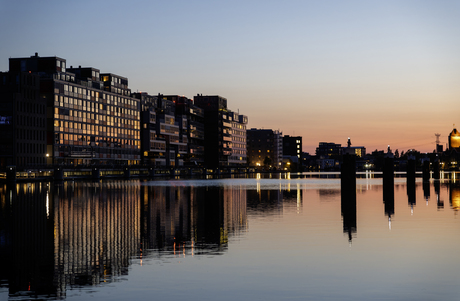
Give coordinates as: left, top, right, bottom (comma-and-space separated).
283, 135, 302, 171
283, 135, 302, 160
316, 142, 341, 158
342, 146, 366, 157
229, 112, 248, 166
449, 127, 460, 150
247, 128, 283, 168
194, 95, 247, 168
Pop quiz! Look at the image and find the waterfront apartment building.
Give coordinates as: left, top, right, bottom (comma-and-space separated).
5, 53, 141, 166
194, 95, 247, 168
247, 128, 283, 169
137, 93, 188, 166
174, 95, 205, 166
229, 112, 248, 166
0, 71, 46, 168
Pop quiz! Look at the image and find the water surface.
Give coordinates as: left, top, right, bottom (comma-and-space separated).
0, 176, 459, 300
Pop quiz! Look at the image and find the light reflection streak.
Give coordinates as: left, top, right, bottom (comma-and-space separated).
296, 183, 301, 213
46, 190, 49, 218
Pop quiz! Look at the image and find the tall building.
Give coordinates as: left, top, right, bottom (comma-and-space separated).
165, 95, 205, 166
5, 53, 141, 166
283, 135, 302, 160
175, 96, 205, 166
229, 112, 248, 165
137, 92, 165, 165
247, 128, 283, 168
136, 93, 188, 166
0, 70, 46, 168
194, 95, 247, 168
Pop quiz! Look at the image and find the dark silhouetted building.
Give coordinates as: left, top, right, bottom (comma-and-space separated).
0, 70, 46, 168
283, 135, 302, 161
173, 95, 205, 166
316, 142, 342, 158
247, 128, 283, 169
194, 95, 247, 168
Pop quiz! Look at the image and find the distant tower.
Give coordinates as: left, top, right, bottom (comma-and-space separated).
435, 133, 441, 153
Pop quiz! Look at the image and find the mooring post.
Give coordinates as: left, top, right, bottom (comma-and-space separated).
406, 155, 416, 207
92, 167, 100, 180
149, 166, 155, 178
422, 159, 430, 182
406, 155, 416, 185
6, 165, 16, 183
341, 143, 357, 242
433, 158, 440, 180
383, 146, 394, 188
124, 166, 131, 178
54, 166, 64, 181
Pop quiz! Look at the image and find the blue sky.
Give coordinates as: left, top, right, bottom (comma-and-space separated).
1, 0, 459, 153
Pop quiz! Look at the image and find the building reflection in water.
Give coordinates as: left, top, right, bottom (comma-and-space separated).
0, 180, 141, 300
246, 187, 283, 214
2, 176, 460, 299
0, 180, 249, 300
0, 182, 55, 299
53, 180, 141, 298
449, 180, 460, 213
140, 183, 247, 257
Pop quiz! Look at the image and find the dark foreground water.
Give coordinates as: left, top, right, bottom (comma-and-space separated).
0, 175, 459, 300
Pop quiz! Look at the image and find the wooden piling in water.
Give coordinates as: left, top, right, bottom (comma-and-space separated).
422, 160, 430, 182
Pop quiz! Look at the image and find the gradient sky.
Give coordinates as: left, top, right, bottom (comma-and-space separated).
1, 0, 459, 154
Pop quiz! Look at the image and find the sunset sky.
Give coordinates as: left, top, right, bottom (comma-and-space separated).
1, 0, 459, 154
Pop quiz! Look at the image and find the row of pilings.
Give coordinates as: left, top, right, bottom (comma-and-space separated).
340, 150, 445, 243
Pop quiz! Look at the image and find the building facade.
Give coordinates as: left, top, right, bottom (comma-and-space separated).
6, 53, 141, 166
247, 128, 283, 169
174, 96, 205, 166
316, 142, 342, 158
283, 135, 302, 160
194, 95, 247, 168
0, 71, 46, 168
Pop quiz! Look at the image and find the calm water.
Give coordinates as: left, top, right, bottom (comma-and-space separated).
1, 174, 459, 300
